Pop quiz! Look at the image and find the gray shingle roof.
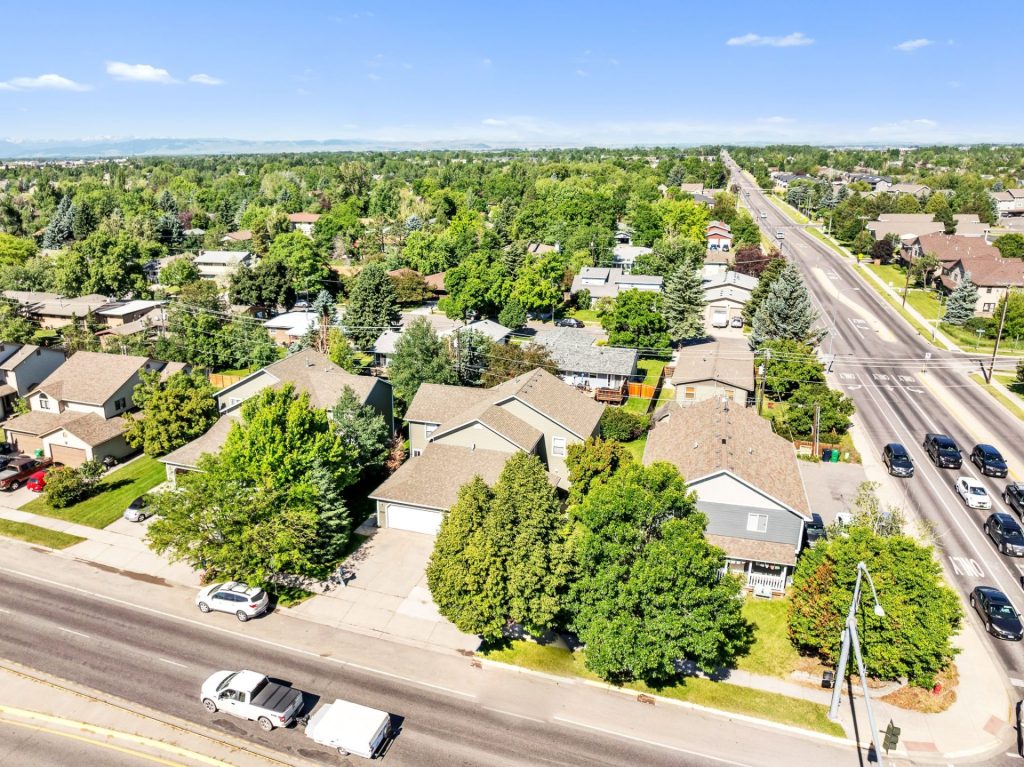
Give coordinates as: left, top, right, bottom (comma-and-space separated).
670, 338, 754, 392
2, 409, 125, 447
706, 534, 798, 566
370, 444, 513, 510
33, 352, 154, 406
160, 413, 240, 470
405, 384, 492, 425
534, 328, 639, 378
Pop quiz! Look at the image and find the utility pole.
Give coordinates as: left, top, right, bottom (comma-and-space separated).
987, 285, 1011, 384
756, 364, 765, 416
901, 247, 912, 308
812, 403, 821, 457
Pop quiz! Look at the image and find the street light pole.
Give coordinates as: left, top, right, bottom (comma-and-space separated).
828, 562, 888, 764
987, 285, 1011, 384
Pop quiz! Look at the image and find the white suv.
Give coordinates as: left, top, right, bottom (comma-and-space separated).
196, 582, 269, 621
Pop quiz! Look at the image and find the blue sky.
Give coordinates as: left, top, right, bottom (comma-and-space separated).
0, 0, 1017, 145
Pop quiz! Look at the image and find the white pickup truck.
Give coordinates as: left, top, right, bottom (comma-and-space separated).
305, 699, 393, 759
201, 670, 304, 731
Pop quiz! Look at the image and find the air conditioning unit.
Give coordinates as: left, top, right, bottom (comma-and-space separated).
753, 583, 773, 599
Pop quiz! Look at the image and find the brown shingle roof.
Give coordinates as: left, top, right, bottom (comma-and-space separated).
160, 413, 240, 470
227, 350, 385, 410
288, 212, 320, 224
1, 409, 125, 447
707, 534, 797, 566
60, 413, 127, 447
915, 233, 999, 264
33, 352, 154, 406
370, 444, 513, 510
491, 368, 605, 439
671, 338, 755, 392
405, 383, 492, 425
432, 402, 543, 452
643, 399, 809, 516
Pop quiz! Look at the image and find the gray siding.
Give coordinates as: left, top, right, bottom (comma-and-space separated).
698, 501, 803, 548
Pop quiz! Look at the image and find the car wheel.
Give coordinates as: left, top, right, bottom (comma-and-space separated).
1001, 543, 1007, 555
970, 594, 976, 607
235, 611, 249, 622
203, 698, 217, 713
984, 524, 990, 534
198, 602, 211, 613
1004, 492, 1009, 503
9, 481, 19, 491
337, 748, 351, 756
257, 717, 273, 732
987, 620, 993, 635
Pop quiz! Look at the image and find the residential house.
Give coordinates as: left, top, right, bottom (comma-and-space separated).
95, 308, 168, 349
371, 329, 403, 369
263, 311, 318, 346
526, 242, 560, 255
369, 367, 604, 533
533, 327, 638, 392
570, 267, 663, 299
937, 254, 1024, 316
1, 352, 177, 466
866, 213, 945, 242
702, 271, 758, 327
423, 272, 446, 297
194, 250, 252, 283
456, 319, 512, 345
707, 220, 733, 252
160, 350, 393, 484
644, 398, 811, 593
992, 189, 1024, 217
3, 291, 113, 329
670, 337, 755, 406
0, 344, 66, 420
875, 181, 931, 197
94, 300, 165, 327
371, 317, 509, 370
287, 212, 320, 237
951, 214, 991, 238
679, 183, 706, 195
611, 244, 652, 274
703, 250, 731, 275
220, 230, 252, 245
899, 232, 1000, 269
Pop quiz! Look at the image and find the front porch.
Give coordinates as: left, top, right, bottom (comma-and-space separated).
723, 559, 790, 595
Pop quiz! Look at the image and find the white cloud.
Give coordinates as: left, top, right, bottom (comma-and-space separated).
2, 74, 92, 91
481, 118, 506, 126
106, 61, 177, 84
867, 118, 938, 138
188, 73, 223, 86
726, 32, 813, 47
481, 57, 492, 67
894, 38, 933, 52
757, 116, 794, 124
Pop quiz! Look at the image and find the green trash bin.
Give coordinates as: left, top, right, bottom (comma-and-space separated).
830, 449, 840, 463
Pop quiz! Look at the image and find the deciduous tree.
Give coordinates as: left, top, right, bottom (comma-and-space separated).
481, 343, 556, 387
601, 289, 670, 349
124, 370, 219, 457
388, 317, 456, 406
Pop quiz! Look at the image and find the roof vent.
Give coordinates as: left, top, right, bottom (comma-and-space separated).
306, 357, 314, 367
692, 441, 699, 450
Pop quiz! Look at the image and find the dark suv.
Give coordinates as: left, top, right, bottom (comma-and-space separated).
804, 513, 827, 548
985, 513, 1024, 557
923, 433, 962, 469
970, 444, 1008, 478
1003, 484, 1024, 518
882, 443, 914, 478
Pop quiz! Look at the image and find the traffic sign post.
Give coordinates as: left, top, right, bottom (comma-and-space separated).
883, 720, 901, 753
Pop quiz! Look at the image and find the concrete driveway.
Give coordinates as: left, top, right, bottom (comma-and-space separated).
284, 528, 479, 653
796, 459, 868, 524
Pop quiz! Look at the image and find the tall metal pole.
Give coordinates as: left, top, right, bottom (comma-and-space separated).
987, 285, 1011, 384
828, 571, 863, 719
901, 248, 912, 308
850, 620, 887, 766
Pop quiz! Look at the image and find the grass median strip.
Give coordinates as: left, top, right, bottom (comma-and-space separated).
482, 640, 844, 737
0, 519, 84, 549
21, 456, 166, 529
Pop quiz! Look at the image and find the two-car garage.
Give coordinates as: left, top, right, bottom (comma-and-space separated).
382, 504, 443, 535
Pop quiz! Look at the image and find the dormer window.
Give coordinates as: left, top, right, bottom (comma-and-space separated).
38, 394, 50, 410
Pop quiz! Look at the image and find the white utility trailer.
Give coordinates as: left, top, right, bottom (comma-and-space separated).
304, 699, 393, 759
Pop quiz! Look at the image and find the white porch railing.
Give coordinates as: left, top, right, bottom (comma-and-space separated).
746, 572, 787, 592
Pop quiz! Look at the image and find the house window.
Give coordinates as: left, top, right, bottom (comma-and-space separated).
552, 436, 567, 457
425, 423, 438, 437
746, 513, 768, 533
114, 397, 127, 412
983, 303, 995, 313
412, 449, 422, 457
986, 287, 993, 294
684, 387, 696, 400
38, 394, 49, 410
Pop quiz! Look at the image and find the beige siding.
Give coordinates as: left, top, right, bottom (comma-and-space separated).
430, 423, 521, 454
496, 399, 586, 486
675, 379, 752, 406
408, 422, 435, 455
6, 431, 42, 455
215, 372, 275, 412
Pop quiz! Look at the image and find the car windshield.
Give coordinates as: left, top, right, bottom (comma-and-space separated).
1005, 530, 1024, 543
991, 604, 1017, 618
938, 446, 958, 456
970, 487, 987, 496
217, 672, 237, 692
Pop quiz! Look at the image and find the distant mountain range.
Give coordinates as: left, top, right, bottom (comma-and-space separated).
0, 137, 515, 159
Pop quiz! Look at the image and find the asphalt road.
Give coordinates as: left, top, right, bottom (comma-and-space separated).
0, 570, 858, 767
727, 155, 1024, 686
0, 720, 152, 767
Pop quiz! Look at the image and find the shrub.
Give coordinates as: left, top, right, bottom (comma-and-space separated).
599, 407, 650, 442
575, 289, 592, 310
44, 467, 88, 508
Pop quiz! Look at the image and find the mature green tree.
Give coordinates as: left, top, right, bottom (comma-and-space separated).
992, 291, 1024, 343
510, 253, 563, 314
124, 371, 219, 457
943, 275, 978, 326
54, 231, 154, 298
390, 270, 433, 305
481, 342, 556, 387
344, 262, 401, 349
43, 466, 89, 508
388, 317, 456, 406
761, 339, 825, 400
663, 264, 706, 342
570, 462, 752, 683
221, 318, 280, 370
42, 195, 75, 250
497, 299, 527, 329
332, 385, 390, 472
742, 256, 785, 323
159, 256, 200, 288
0, 233, 37, 265
452, 329, 493, 386
598, 407, 650, 441
267, 231, 328, 292
0, 301, 35, 343
788, 526, 961, 687
565, 436, 632, 507
230, 258, 296, 310
326, 328, 360, 373
995, 233, 1024, 260
909, 253, 939, 287
731, 211, 761, 248
775, 383, 855, 440
601, 290, 671, 349
750, 263, 821, 347
870, 238, 895, 263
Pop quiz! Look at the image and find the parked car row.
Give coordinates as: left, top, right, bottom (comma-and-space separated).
0, 456, 59, 491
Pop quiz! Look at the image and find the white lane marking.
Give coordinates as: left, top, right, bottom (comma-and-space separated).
949, 556, 984, 578
158, 658, 187, 669
57, 627, 89, 639
482, 706, 544, 724
0, 608, 10, 613
846, 317, 866, 340
553, 717, 756, 766
0, 566, 476, 701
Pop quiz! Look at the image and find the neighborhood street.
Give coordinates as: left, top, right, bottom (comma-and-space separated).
731, 156, 1024, 691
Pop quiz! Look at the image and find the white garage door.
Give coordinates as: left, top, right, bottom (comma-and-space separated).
386, 504, 442, 535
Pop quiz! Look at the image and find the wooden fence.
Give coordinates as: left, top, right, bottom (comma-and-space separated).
627, 382, 657, 400
208, 373, 246, 389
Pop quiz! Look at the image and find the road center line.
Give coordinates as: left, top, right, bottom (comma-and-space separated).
57, 626, 89, 639
158, 658, 188, 669
481, 706, 544, 724
552, 716, 756, 766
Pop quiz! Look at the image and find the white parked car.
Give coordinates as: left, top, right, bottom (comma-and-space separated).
955, 476, 992, 509
196, 582, 269, 621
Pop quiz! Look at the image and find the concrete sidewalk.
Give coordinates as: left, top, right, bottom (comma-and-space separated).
0, 660, 316, 767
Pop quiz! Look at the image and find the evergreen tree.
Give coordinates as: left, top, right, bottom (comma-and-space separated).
388, 317, 456, 407
743, 256, 785, 323
42, 195, 75, 249
943, 275, 978, 326
332, 385, 390, 471
344, 262, 400, 348
663, 264, 706, 342
750, 262, 822, 347
71, 200, 98, 240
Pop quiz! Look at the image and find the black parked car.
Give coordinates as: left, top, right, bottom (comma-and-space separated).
882, 443, 914, 478
923, 433, 962, 469
985, 513, 1024, 557
971, 586, 1024, 641
804, 513, 827, 547
555, 318, 585, 329
970, 444, 1008, 478
1003, 484, 1024, 518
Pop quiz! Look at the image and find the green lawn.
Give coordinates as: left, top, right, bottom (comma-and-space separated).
903, 289, 942, 322
769, 194, 810, 224
482, 641, 843, 737
736, 598, 800, 678
0, 519, 84, 549
567, 308, 601, 324
857, 266, 936, 339
622, 397, 651, 414
214, 366, 253, 377
862, 262, 909, 292
21, 456, 167, 528
636, 358, 667, 387
973, 374, 1024, 421
621, 434, 648, 462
